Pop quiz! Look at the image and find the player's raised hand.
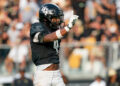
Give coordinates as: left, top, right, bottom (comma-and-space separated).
67, 15, 79, 29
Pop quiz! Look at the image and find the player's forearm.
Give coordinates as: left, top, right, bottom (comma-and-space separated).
43, 27, 69, 42
42, 15, 78, 42
43, 15, 79, 42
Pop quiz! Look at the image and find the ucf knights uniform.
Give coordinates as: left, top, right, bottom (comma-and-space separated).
30, 4, 66, 86
30, 22, 60, 66
30, 3, 78, 86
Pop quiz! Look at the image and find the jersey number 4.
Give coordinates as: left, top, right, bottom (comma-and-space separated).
53, 40, 59, 53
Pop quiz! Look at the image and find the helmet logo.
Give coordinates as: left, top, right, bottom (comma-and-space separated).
41, 6, 54, 15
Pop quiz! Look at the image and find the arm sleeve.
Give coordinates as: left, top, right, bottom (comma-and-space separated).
30, 23, 46, 43
33, 32, 45, 43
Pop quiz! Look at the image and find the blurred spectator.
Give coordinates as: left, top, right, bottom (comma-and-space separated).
0, 0, 8, 8
100, 34, 108, 43
93, 45, 105, 59
85, 0, 97, 22
19, 0, 39, 23
7, 21, 20, 47
84, 55, 106, 75
41, 0, 51, 4
0, 8, 11, 32
5, 38, 29, 74
51, 0, 66, 8
110, 34, 118, 42
72, 20, 84, 41
115, 0, 120, 26
84, 0, 110, 23
1, 31, 9, 44
62, 0, 74, 25
20, 22, 31, 39
7, 2, 19, 20
13, 68, 33, 86
71, 0, 86, 21
107, 69, 119, 86
68, 48, 82, 69
68, 48, 89, 69
19, 0, 28, 10
85, 33, 96, 50
101, 0, 116, 18
116, 69, 120, 83
89, 76, 106, 86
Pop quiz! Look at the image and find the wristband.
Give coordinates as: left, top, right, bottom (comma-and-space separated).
56, 30, 63, 39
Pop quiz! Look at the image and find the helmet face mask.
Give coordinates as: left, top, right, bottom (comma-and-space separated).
39, 4, 64, 31
51, 15, 64, 28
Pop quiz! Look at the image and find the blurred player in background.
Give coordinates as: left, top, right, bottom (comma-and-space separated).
13, 68, 33, 86
89, 76, 106, 86
30, 3, 78, 86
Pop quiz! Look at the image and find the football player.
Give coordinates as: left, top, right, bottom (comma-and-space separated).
30, 3, 78, 86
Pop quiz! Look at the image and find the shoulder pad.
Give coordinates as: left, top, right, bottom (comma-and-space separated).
31, 23, 44, 31
30, 23, 45, 37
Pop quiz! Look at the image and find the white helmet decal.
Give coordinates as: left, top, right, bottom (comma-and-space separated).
41, 6, 54, 15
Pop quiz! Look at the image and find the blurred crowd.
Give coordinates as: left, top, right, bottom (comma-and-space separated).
0, 0, 120, 85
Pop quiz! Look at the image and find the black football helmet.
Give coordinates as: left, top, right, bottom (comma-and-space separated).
39, 4, 64, 31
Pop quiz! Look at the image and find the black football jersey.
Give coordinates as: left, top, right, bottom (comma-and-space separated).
30, 22, 60, 66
